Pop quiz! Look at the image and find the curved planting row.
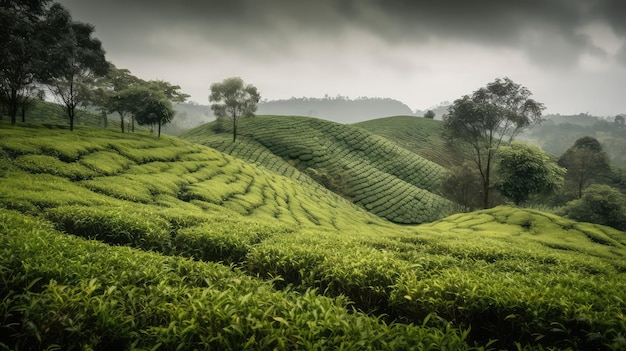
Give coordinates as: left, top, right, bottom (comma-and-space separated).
1, 209, 474, 351
354, 115, 468, 168
0, 126, 375, 230
182, 115, 454, 223
3, 124, 626, 350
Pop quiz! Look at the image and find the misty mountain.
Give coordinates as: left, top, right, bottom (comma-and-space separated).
256, 96, 415, 123
164, 96, 421, 134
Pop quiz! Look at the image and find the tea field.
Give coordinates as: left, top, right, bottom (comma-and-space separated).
1, 121, 626, 350
182, 115, 455, 224
353, 115, 467, 169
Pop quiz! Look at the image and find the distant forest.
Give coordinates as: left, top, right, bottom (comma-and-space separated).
522, 113, 626, 168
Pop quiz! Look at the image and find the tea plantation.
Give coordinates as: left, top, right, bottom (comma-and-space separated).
353, 115, 467, 168
1, 121, 626, 350
182, 115, 455, 224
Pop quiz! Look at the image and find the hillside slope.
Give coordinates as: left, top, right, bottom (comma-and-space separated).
182, 115, 454, 224
354, 115, 467, 168
1, 123, 626, 350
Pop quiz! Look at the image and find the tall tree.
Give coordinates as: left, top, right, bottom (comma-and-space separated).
558, 136, 611, 198
443, 77, 544, 208
495, 141, 565, 205
105, 66, 143, 132
19, 85, 46, 122
123, 87, 174, 138
44, 4, 108, 131
209, 77, 260, 142
0, 0, 51, 125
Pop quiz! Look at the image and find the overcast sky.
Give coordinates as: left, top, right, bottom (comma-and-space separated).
57, 0, 626, 116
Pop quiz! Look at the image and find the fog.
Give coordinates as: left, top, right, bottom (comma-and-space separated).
58, 0, 626, 117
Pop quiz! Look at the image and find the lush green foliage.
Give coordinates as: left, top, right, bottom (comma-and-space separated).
2, 122, 626, 350
496, 142, 565, 205
558, 136, 612, 199
183, 115, 454, 224
523, 116, 626, 168
561, 184, 626, 230
209, 77, 260, 142
2, 209, 478, 350
443, 78, 544, 209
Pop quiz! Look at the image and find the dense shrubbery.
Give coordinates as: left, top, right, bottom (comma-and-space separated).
561, 184, 626, 230
1, 122, 626, 350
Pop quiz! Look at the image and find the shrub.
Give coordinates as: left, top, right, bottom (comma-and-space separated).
562, 184, 626, 230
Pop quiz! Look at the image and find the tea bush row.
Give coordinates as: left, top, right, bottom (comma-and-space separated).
0, 209, 477, 351
182, 115, 454, 223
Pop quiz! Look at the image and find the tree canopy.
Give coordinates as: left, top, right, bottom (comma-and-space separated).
0, 0, 52, 125
116, 86, 174, 137
558, 136, 611, 198
44, 3, 108, 131
495, 141, 565, 205
209, 77, 260, 142
562, 184, 626, 230
443, 77, 544, 208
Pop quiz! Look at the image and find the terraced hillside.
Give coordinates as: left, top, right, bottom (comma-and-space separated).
2, 123, 626, 350
182, 115, 454, 224
4, 99, 110, 128
354, 115, 467, 168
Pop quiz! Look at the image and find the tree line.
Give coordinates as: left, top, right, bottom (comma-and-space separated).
441, 77, 625, 230
0, 0, 190, 136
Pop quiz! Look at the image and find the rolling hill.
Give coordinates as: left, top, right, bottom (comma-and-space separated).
1, 120, 626, 350
181, 115, 455, 224
353, 115, 467, 168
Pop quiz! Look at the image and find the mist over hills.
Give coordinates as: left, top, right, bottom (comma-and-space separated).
164, 96, 425, 134
256, 96, 415, 123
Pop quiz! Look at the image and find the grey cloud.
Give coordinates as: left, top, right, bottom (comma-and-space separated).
59, 0, 626, 67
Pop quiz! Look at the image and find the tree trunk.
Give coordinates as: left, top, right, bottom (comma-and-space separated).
482, 151, 492, 209
69, 106, 75, 131
8, 89, 19, 125
232, 115, 237, 142
158, 121, 161, 138
119, 112, 125, 133
101, 110, 107, 128
131, 116, 135, 133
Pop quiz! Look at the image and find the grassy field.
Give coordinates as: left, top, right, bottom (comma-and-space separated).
182, 115, 455, 224
354, 115, 468, 169
1, 120, 626, 350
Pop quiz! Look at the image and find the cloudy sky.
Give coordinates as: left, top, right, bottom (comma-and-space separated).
57, 0, 626, 116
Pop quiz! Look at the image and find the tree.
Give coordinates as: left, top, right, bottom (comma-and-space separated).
0, 0, 51, 125
119, 86, 174, 137
558, 136, 611, 199
441, 162, 484, 211
19, 85, 46, 122
45, 4, 108, 131
443, 77, 544, 208
495, 141, 565, 205
209, 77, 260, 142
147, 80, 190, 104
424, 110, 435, 119
562, 184, 626, 230
104, 66, 143, 132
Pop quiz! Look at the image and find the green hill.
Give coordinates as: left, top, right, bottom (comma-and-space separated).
1, 121, 626, 350
182, 115, 454, 224
353, 115, 467, 168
